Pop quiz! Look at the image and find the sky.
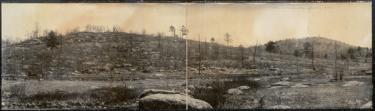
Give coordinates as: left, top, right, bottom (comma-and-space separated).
2, 3, 372, 47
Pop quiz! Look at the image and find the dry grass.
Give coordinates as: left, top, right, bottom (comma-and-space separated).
191, 77, 260, 109
2, 81, 140, 109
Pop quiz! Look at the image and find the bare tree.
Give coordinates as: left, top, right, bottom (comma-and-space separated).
198, 35, 202, 74
253, 41, 258, 63
113, 26, 121, 32
238, 45, 245, 68
224, 33, 232, 58
210, 37, 218, 60
204, 38, 208, 60
32, 22, 40, 38
169, 26, 176, 37
142, 29, 147, 35
334, 42, 338, 81
303, 42, 315, 70
180, 25, 188, 37
311, 43, 315, 70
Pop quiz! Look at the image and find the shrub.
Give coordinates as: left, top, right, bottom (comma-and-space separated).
89, 86, 140, 105
8, 83, 27, 98
22, 89, 79, 101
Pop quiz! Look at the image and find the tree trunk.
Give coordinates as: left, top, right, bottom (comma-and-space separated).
334, 42, 338, 81
312, 43, 316, 70
253, 41, 257, 64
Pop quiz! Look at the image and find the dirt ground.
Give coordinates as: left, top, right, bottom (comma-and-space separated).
1, 55, 372, 109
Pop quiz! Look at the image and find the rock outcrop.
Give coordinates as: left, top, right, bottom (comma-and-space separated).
139, 89, 212, 110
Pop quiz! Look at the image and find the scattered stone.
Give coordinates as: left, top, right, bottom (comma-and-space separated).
267, 105, 291, 109
139, 93, 212, 109
22, 65, 30, 69
238, 86, 250, 90
366, 70, 372, 75
269, 68, 280, 71
253, 78, 261, 81
272, 81, 291, 86
291, 83, 309, 88
269, 86, 283, 89
360, 101, 372, 109
342, 81, 364, 87
227, 88, 243, 95
103, 63, 113, 71
281, 77, 289, 81
90, 86, 99, 89
154, 73, 164, 77
187, 85, 195, 89
139, 89, 182, 98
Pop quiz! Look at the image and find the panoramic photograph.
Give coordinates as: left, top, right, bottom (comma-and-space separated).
1, 3, 372, 109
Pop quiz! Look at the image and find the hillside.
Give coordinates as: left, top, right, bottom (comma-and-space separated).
266, 37, 369, 58
2, 32, 372, 110
1, 32, 371, 80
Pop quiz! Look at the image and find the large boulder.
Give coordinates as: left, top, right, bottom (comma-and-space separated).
360, 101, 372, 109
139, 93, 212, 109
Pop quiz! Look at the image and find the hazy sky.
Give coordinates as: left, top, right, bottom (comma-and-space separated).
2, 3, 372, 47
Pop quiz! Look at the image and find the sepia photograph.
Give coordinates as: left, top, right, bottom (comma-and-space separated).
1, 2, 372, 110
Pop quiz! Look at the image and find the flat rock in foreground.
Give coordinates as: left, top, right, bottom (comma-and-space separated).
139, 89, 182, 98
139, 93, 213, 110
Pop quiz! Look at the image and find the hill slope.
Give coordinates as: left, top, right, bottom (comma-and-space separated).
1, 32, 371, 80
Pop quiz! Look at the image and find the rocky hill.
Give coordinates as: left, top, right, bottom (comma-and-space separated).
1, 32, 371, 80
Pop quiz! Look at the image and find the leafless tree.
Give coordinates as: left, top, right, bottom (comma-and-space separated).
210, 37, 218, 60
224, 33, 232, 58
253, 41, 258, 64
198, 35, 202, 74
32, 22, 40, 38
334, 42, 338, 81
142, 29, 146, 35
303, 42, 316, 70
238, 45, 245, 68
169, 25, 176, 37
180, 25, 188, 38
113, 26, 121, 32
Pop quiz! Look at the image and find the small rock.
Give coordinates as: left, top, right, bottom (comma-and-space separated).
269, 68, 280, 71
154, 73, 164, 77
267, 105, 291, 109
188, 85, 195, 89
269, 86, 283, 89
281, 77, 289, 81
238, 86, 250, 90
272, 81, 291, 86
90, 86, 99, 89
291, 83, 309, 88
227, 88, 243, 95
342, 81, 364, 87
360, 101, 372, 109
253, 78, 261, 81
